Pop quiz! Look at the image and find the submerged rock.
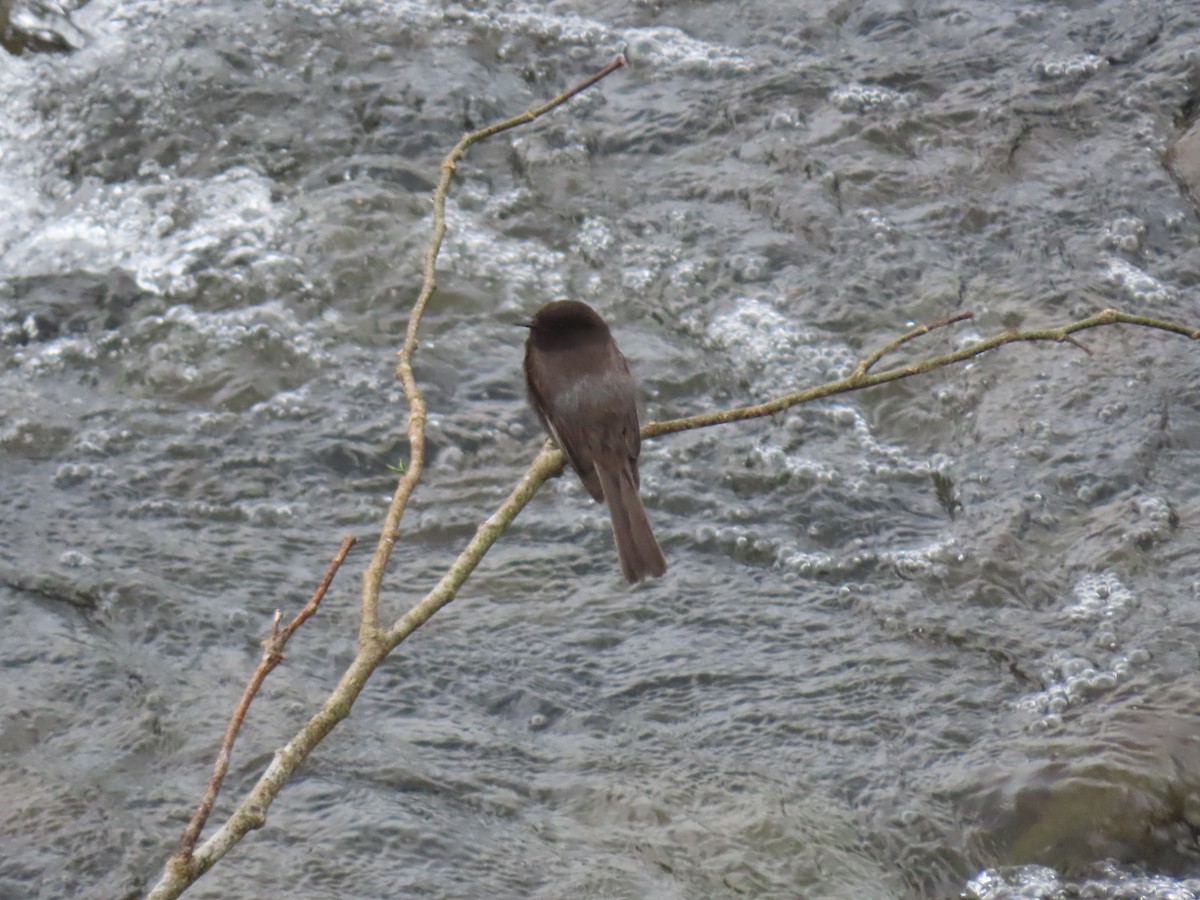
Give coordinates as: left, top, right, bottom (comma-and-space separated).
956, 679, 1200, 876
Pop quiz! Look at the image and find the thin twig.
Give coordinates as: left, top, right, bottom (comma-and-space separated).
171, 536, 355, 864
851, 311, 975, 378
1058, 333, 1093, 355
645, 308, 1200, 439
281, 536, 354, 639
358, 54, 627, 646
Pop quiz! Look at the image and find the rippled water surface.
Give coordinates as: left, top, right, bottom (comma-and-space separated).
3, 1, 1200, 898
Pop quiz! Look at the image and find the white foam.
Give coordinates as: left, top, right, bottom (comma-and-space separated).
1014, 572, 1144, 727
830, 83, 915, 113
2, 166, 290, 297
965, 865, 1061, 899
969, 861, 1200, 900
442, 199, 567, 309
707, 295, 856, 392
1102, 256, 1178, 304
623, 25, 754, 75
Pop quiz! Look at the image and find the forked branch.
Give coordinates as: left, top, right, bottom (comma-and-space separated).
164, 535, 355, 885
358, 54, 628, 644
145, 51, 1200, 900
370, 306, 1200, 643
147, 56, 627, 900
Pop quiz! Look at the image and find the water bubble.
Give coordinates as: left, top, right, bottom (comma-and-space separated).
1090, 673, 1118, 691
1067, 572, 1136, 621
1102, 216, 1146, 253
1060, 658, 1092, 678
59, 549, 94, 568
768, 108, 800, 129
1033, 713, 1063, 732
1094, 630, 1118, 650
1066, 675, 1094, 700
1036, 53, 1107, 80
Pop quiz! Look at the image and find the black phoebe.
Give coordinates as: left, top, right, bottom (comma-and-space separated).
523, 300, 667, 583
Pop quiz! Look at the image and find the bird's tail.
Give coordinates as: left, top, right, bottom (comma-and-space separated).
598, 464, 667, 584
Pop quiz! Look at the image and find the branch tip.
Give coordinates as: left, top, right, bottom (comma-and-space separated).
1060, 334, 1093, 355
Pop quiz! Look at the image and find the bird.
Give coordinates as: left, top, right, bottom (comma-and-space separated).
523, 300, 667, 583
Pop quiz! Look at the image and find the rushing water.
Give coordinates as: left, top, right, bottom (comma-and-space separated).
3, 1, 1200, 898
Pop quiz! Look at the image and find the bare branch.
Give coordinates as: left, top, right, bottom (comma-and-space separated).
143, 48, 1200, 900
148, 311, 1199, 900
282, 536, 355, 641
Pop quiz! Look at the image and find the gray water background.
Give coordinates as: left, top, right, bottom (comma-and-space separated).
3, 1, 1200, 898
